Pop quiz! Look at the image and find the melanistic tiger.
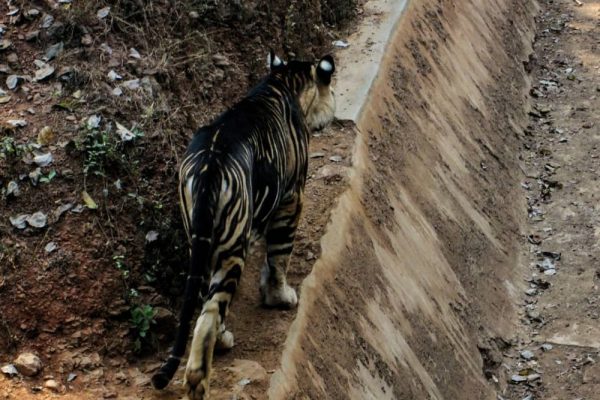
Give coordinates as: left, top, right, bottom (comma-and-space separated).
151, 51, 336, 399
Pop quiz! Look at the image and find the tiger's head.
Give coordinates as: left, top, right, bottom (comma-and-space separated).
268, 50, 336, 131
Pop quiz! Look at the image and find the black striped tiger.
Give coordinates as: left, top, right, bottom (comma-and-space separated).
151, 51, 336, 399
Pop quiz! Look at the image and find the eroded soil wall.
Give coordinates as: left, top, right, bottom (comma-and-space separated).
270, 0, 537, 398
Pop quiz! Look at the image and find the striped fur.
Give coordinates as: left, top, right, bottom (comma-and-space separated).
152, 52, 336, 399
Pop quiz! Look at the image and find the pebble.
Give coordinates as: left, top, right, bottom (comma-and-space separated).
6, 75, 22, 90
1, 364, 18, 377
44, 242, 57, 253
510, 374, 527, 383
13, 353, 43, 377
33, 152, 53, 167
34, 64, 55, 81
9, 214, 28, 229
27, 211, 48, 228
329, 155, 343, 162
520, 350, 535, 360
43, 379, 62, 392
6, 180, 20, 197
525, 288, 538, 296
541, 343, 553, 351
40, 14, 54, 29
7, 119, 27, 127
107, 69, 122, 81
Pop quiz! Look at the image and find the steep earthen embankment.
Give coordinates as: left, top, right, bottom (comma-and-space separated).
270, 0, 537, 398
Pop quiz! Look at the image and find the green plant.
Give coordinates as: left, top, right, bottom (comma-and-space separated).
113, 255, 129, 279
130, 304, 155, 352
0, 137, 30, 160
39, 169, 57, 183
80, 129, 120, 178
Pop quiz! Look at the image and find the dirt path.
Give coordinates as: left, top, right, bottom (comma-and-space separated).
503, 1, 600, 399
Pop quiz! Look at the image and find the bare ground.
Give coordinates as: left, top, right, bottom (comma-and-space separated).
502, 1, 600, 399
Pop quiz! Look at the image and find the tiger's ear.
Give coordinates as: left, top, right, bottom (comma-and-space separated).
316, 55, 335, 85
267, 49, 284, 71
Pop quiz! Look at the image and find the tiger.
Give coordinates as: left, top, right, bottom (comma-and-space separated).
151, 50, 336, 400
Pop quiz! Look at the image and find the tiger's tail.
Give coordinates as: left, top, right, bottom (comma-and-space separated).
152, 174, 214, 389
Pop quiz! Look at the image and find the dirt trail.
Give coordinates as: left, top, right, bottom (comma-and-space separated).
503, 1, 600, 399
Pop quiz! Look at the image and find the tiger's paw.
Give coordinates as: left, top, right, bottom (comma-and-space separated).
216, 329, 234, 350
184, 368, 209, 400
262, 284, 298, 309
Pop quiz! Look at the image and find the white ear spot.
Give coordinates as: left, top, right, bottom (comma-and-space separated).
273, 55, 282, 66
319, 59, 333, 72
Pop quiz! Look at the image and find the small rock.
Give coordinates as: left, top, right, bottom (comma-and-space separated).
526, 310, 541, 321
53, 203, 73, 220
33, 152, 53, 167
129, 48, 141, 59
27, 211, 48, 228
43, 42, 64, 62
71, 204, 85, 213
10, 214, 28, 229
34, 64, 55, 81
6, 75, 21, 90
67, 372, 77, 382
107, 69, 122, 81
6, 180, 20, 197
213, 54, 230, 68
123, 79, 140, 90
145, 230, 159, 243
525, 288, 537, 296
13, 353, 43, 377
7, 53, 18, 65
44, 379, 63, 392
116, 122, 135, 142
112, 87, 123, 96
7, 119, 27, 128
40, 14, 54, 29
81, 34, 93, 46
1, 364, 18, 377
100, 43, 112, 55
541, 343, 553, 352
29, 167, 42, 185
329, 155, 343, 162
25, 30, 40, 41
510, 374, 527, 383
332, 40, 349, 48
87, 115, 101, 129
0, 39, 11, 51
309, 152, 325, 158
25, 9, 41, 18
44, 242, 57, 253
97, 7, 111, 19
527, 373, 541, 382
520, 350, 535, 360
315, 165, 349, 181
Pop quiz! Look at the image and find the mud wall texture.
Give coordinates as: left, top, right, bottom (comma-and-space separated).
269, 0, 537, 399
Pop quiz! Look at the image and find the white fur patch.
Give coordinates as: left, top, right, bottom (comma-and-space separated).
319, 59, 333, 72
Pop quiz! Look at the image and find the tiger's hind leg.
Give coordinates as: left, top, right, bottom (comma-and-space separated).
260, 191, 302, 308
185, 251, 246, 399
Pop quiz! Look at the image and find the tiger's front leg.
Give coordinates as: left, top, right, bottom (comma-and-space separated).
260, 191, 302, 308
